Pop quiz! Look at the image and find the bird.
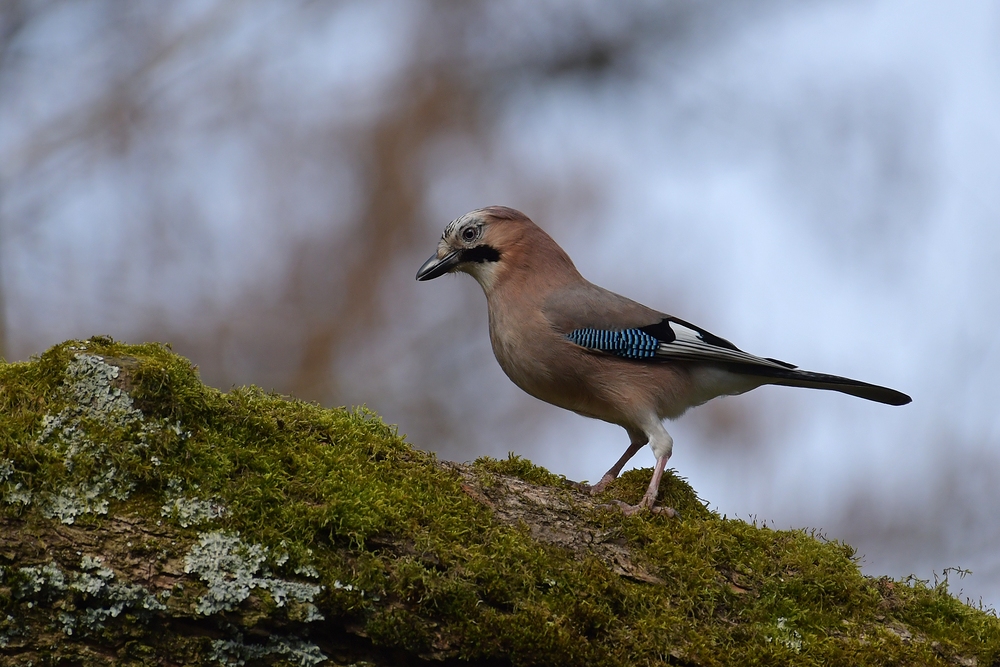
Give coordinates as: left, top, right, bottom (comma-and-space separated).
416, 206, 911, 516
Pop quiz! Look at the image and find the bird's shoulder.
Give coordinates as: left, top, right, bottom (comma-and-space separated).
540, 281, 665, 333
542, 282, 797, 369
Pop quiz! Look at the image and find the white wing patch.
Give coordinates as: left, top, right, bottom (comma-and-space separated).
655, 321, 793, 369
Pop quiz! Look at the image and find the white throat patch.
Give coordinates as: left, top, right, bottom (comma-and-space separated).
462, 259, 501, 293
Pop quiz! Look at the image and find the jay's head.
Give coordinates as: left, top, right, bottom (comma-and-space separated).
416, 206, 534, 291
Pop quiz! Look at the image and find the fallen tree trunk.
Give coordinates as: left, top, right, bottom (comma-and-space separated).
0, 338, 995, 666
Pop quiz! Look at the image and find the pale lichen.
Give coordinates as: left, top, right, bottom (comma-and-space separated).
42, 474, 112, 524
8, 557, 165, 636
183, 531, 323, 619
767, 617, 805, 653
1, 457, 32, 505
160, 478, 227, 527
3, 482, 32, 505
70, 555, 114, 595
210, 634, 327, 667
11, 353, 186, 523
0, 614, 21, 649
38, 354, 146, 442
15, 561, 67, 600
29, 354, 146, 521
294, 564, 321, 579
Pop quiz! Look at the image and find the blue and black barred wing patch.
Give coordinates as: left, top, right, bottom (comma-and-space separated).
565, 328, 661, 360
568, 317, 797, 369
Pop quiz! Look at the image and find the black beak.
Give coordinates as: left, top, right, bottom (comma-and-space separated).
416, 250, 461, 281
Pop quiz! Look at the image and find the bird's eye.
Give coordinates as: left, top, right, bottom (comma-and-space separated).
462, 227, 478, 242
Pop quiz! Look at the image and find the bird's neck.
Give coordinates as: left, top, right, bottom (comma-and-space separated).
482, 240, 582, 301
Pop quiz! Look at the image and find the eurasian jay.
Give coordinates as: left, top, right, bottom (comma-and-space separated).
416, 206, 911, 515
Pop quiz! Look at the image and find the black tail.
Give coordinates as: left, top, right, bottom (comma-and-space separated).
728, 364, 911, 406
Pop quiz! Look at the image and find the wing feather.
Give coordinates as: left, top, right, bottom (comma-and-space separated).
647, 319, 797, 369
548, 285, 910, 406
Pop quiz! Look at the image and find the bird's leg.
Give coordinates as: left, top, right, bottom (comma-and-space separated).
588, 443, 643, 495
613, 422, 676, 517
613, 456, 675, 517
589, 429, 647, 495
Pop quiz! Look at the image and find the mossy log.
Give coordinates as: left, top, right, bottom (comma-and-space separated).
0, 338, 996, 666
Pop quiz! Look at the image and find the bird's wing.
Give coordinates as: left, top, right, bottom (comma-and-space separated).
542, 282, 795, 370
636, 316, 797, 369
542, 281, 911, 406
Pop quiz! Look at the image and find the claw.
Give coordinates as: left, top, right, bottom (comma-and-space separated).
587, 473, 617, 496
607, 498, 677, 518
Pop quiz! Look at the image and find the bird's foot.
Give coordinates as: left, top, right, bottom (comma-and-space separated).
607, 498, 677, 518
587, 473, 617, 496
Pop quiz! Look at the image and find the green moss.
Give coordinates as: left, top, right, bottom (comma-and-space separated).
603, 466, 713, 519
474, 453, 571, 488
1, 337, 998, 666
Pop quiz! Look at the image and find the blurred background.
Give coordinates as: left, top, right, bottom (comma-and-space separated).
2, 0, 999, 606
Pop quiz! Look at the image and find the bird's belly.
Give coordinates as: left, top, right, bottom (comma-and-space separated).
491, 333, 681, 427
686, 364, 763, 405
515, 372, 624, 425
490, 332, 607, 415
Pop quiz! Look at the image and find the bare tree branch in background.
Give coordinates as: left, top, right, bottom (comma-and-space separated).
287, 71, 476, 400
0, 0, 759, 456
